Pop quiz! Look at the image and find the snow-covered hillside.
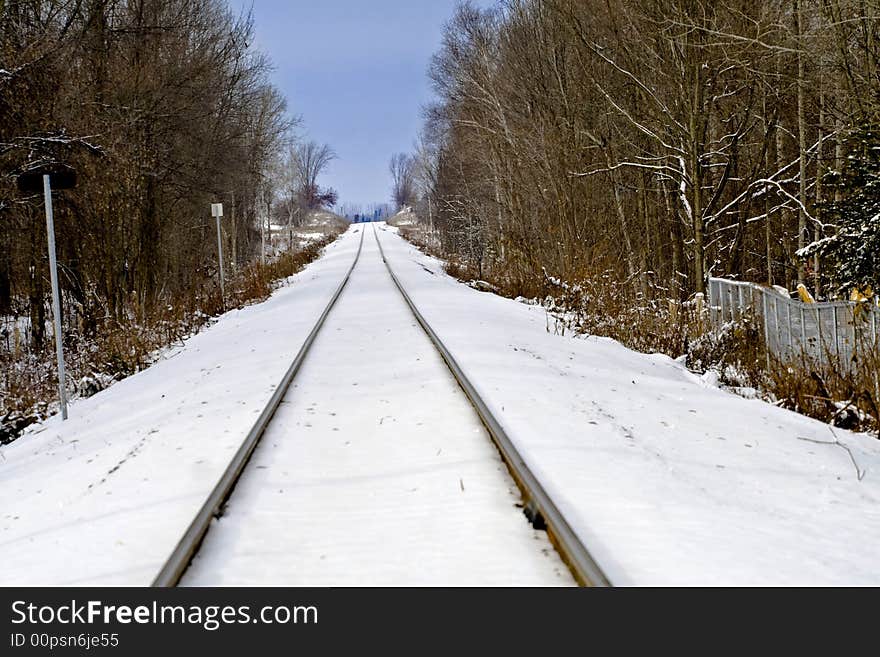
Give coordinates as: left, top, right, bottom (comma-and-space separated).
263, 209, 348, 256
386, 206, 418, 227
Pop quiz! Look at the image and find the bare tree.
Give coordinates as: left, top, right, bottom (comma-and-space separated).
389, 152, 417, 209
416, 0, 877, 302
292, 141, 337, 208
0, 0, 298, 342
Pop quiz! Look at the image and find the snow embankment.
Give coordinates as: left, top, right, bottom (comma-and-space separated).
379, 224, 880, 586
0, 228, 363, 585
386, 207, 418, 227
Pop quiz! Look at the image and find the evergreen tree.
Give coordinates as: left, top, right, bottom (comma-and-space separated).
804, 126, 880, 296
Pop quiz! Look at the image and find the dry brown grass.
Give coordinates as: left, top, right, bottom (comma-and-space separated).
689, 317, 879, 433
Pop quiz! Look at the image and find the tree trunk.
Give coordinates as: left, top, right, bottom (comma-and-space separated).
814, 74, 824, 297
796, 0, 808, 285
690, 68, 706, 296
230, 190, 237, 272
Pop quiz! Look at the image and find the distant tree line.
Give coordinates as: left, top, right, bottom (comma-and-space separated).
413, 0, 880, 300
0, 0, 299, 350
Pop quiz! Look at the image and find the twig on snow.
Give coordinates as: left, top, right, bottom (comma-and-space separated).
797, 429, 866, 481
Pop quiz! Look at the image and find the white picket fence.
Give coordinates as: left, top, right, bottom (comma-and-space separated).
708, 277, 880, 365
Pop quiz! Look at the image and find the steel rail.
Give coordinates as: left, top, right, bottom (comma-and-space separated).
371, 223, 611, 587
152, 227, 365, 587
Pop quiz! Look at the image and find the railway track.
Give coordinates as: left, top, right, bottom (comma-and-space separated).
152, 222, 610, 587
371, 223, 609, 587
151, 227, 365, 587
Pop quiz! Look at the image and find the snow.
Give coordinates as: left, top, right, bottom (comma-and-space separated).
2, 221, 879, 586
376, 223, 880, 586
297, 233, 328, 243
182, 229, 569, 586
261, 210, 346, 259
387, 207, 418, 227
0, 230, 363, 585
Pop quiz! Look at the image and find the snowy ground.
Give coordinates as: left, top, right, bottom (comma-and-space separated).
3, 221, 879, 586
183, 230, 569, 586
386, 206, 418, 227
0, 230, 362, 585
263, 209, 347, 256
377, 223, 880, 586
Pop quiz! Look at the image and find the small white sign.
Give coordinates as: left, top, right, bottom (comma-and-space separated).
211, 203, 223, 217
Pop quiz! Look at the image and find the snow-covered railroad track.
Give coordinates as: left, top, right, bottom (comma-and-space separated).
157, 223, 581, 587
371, 224, 610, 587
150, 229, 366, 586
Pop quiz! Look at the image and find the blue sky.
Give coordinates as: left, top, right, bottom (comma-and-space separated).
229, 0, 498, 209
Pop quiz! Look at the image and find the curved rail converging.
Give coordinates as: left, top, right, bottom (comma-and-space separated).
371, 223, 611, 587
152, 227, 365, 587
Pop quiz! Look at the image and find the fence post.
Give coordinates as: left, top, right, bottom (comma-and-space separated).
832, 305, 839, 368
873, 307, 880, 403
873, 305, 878, 346
709, 281, 721, 329
719, 280, 726, 324
800, 306, 806, 355
850, 305, 857, 364
708, 279, 715, 327
786, 301, 793, 358
774, 296, 782, 356
762, 290, 771, 367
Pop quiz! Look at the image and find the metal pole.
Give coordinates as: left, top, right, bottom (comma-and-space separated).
260, 186, 266, 266
43, 175, 68, 421
215, 213, 225, 303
